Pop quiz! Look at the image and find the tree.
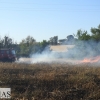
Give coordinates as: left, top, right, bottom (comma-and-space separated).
91, 24, 100, 41
0, 36, 15, 48
76, 29, 91, 40
19, 36, 36, 57
49, 36, 58, 45
40, 40, 49, 47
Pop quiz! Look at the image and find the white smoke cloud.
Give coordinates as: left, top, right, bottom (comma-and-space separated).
29, 45, 77, 64
17, 40, 100, 64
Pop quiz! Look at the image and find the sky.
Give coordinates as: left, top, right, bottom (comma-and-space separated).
0, 0, 100, 43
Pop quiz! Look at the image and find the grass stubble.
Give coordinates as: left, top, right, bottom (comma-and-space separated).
0, 62, 100, 100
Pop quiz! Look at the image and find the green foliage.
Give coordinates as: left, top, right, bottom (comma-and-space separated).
0, 36, 14, 48
49, 36, 58, 45
91, 24, 100, 41
40, 40, 49, 48
18, 36, 36, 57
76, 29, 91, 40
1, 24, 100, 58
38, 40, 49, 52
76, 24, 100, 42
18, 36, 50, 57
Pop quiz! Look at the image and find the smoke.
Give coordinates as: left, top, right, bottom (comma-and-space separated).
16, 57, 32, 64
30, 46, 65, 63
17, 40, 100, 64
29, 40, 100, 64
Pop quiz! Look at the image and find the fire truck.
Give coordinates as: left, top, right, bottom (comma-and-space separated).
0, 48, 16, 62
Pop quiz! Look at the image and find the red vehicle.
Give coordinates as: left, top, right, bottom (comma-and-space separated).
0, 48, 16, 62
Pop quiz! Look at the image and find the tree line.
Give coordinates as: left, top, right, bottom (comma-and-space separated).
76, 24, 100, 41
0, 24, 100, 57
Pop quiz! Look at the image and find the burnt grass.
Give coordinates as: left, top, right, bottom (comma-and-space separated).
0, 62, 100, 100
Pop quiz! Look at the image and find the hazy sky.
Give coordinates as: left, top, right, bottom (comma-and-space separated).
0, 0, 100, 43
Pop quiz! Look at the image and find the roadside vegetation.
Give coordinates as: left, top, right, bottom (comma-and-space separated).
0, 62, 100, 100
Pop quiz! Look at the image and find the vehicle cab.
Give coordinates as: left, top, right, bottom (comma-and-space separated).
0, 48, 16, 62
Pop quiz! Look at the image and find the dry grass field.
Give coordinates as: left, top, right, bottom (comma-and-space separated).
0, 62, 100, 100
